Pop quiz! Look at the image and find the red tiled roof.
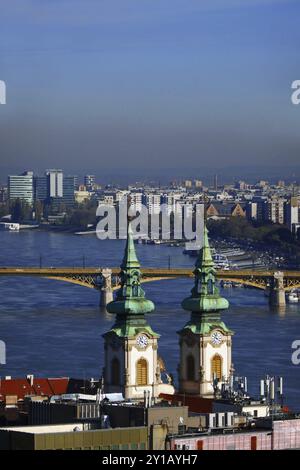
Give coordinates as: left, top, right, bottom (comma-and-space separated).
0, 377, 69, 401
0, 379, 33, 400
48, 378, 69, 395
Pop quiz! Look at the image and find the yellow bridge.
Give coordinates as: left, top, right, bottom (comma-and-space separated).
0, 267, 300, 292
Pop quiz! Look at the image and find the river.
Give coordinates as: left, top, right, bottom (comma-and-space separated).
0, 230, 299, 410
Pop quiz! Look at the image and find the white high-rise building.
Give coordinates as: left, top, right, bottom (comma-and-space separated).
144, 193, 161, 215
8, 171, 34, 205
285, 196, 299, 233
130, 192, 143, 212
46, 169, 63, 198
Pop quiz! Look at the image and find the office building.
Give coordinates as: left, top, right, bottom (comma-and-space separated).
45, 169, 63, 198
8, 171, 34, 205
129, 192, 143, 212
285, 196, 299, 234
34, 171, 77, 208
143, 193, 161, 215
63, 175, 76, 206
265, 198, 285, 224
34, 176, 48, 202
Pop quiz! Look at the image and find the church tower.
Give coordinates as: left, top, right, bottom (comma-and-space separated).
178, 224, 234, 398
103, 215, 171, 401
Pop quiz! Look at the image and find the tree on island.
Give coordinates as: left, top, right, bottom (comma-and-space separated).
10, 199, 31, 223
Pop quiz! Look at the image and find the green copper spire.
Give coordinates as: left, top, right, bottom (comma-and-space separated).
120, 218, 140, 270
179, 222, 232, 337
181, 223, 229, 313
106, 216, 155, 316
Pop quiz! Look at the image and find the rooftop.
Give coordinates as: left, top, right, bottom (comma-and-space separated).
0, 423, 85, 434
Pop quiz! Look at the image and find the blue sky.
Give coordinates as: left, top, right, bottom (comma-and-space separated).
0, 0, 299, 182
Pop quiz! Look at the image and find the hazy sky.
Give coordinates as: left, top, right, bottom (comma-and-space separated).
0, 0, 299, 182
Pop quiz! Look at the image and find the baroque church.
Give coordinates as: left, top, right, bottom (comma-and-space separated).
102, 212, 233, 401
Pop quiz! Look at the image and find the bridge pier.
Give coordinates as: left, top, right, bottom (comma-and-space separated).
99, 268, 113, 308
269, 271, 286, 308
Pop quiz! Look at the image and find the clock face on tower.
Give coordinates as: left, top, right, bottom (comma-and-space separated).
210, 330, 223, 346
136, 334, 148, 349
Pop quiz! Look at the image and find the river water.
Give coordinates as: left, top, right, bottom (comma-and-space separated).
0, 230, 299, 410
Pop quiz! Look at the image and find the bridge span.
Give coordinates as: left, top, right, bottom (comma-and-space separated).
0, 266, 300, 307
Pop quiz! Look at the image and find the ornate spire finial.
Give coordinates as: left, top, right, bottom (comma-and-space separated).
203, 191, 209, 225
181, 219, 229, 314
120, 196, 140, 270
106, 195, 154, 315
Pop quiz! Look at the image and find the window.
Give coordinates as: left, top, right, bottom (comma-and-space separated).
251, 436, 257, 451
186, 355, 195, 381
132, 284, 139, 296
211, 354, 222, 380
207, 279, 214, 294
197, 440, 203, 450
111, 357, 120, 385
136, 358, 148, 385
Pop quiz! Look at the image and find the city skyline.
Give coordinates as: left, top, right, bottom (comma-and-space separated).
1, 164, 300, 188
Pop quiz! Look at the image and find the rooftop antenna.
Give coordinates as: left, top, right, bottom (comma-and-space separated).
260, 375, 284, 416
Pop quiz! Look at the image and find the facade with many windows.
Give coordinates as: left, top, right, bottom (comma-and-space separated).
8, 171, 34, 205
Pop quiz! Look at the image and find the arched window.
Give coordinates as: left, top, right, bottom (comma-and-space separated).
186, 355, 195, 381
211, 354, 222, 381
111, 357, 120, 386
136, 358, 148, 386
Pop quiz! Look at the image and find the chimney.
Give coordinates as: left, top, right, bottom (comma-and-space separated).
27, 374, 34, 387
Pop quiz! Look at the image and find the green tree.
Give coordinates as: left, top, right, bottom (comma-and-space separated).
33, 200, 44, 222
0, 202, 10, 219
10, 199, 31, 222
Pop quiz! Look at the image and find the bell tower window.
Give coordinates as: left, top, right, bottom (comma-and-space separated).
136, 358, 148, 386
211, 354, 222, 381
